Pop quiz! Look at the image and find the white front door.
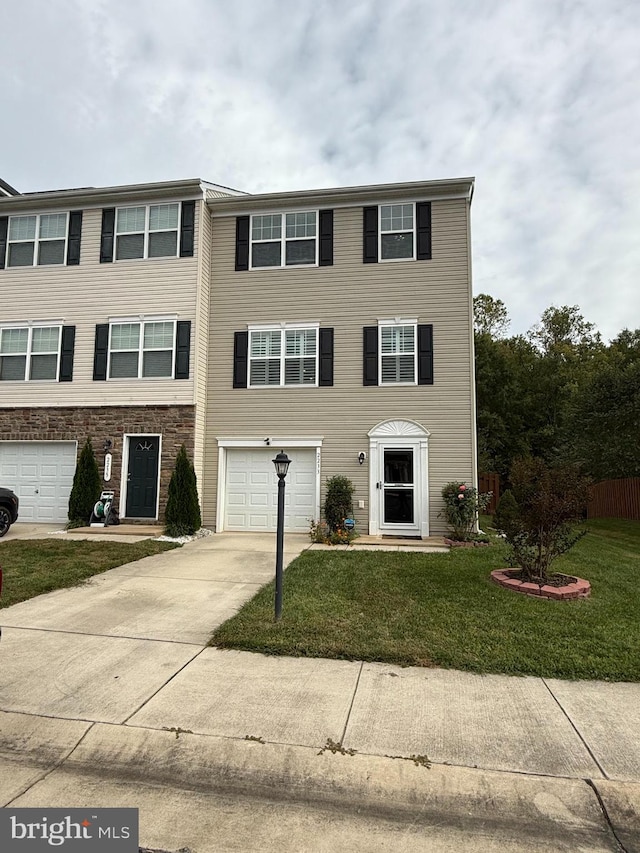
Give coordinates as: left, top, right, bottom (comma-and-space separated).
368, 419, 430, 537
378, 443, 421, 536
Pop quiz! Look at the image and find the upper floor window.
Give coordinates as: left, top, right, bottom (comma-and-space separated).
115, 204, 180, 260
0, 325, 61, 381
109, 320, 176, 378
251, 211, 317, 268
249, 325, 318, 386
379, 203, 415, 261
380, 321, 416, 383
6, 213, 68, 267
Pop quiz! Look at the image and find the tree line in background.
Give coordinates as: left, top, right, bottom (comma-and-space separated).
474, 294, 640, 484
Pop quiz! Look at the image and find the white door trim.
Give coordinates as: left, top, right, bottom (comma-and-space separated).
368, 419, 430, 537
215, 437, 323, 532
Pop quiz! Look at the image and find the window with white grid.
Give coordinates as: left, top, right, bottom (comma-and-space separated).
379, 203, 415, 261
0, 325, 61, 381
380, 323, 416, 383
115, 203, 180, 260
250, 211, 317, 268
249, 326, 318, 386
6, 213, 68, 267
109, 320, 176, 378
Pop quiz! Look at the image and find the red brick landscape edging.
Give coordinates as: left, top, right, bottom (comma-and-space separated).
491, 569, 591, 600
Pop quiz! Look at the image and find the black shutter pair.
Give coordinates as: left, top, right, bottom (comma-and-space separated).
100, 201, 196, 262
0, 213, 83, 268
235, 210, 334, 271
93, 321, 191, 380
363, 202, 432, 263
363, 325, 434, 385
233, 328, 334, 388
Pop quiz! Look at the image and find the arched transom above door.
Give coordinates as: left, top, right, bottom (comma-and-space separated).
368, 419, 430, 438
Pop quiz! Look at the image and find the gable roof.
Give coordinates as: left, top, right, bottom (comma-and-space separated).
0, 178, 19, 197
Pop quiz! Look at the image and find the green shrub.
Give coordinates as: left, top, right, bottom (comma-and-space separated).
440, 482, 491, 540
493, 489, 519, 536
323, 475, 355, 532
504, 457, 591, 581
164, 445, 202, 537
68, 437, 101, 527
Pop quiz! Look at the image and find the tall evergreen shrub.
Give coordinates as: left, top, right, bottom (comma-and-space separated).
324, 475, 354, 532
68, 437, 101, 527
164, 444, 202, 537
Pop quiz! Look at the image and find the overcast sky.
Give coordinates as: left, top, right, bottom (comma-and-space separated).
2, 0, 639, 341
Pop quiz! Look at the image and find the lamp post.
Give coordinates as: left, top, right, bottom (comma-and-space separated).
273, 450, 291, 621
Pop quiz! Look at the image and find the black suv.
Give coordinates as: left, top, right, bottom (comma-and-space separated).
0, 487, 19, 537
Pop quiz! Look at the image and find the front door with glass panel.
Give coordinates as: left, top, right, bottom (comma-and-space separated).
379, 446, 419, 535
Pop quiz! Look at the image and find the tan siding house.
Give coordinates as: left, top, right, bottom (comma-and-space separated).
204, 178, 476, 537
0, 179, 240, 524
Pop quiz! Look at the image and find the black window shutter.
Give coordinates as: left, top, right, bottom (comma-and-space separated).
180, 201, 195, 257
319, 209, 334, 266
363, 206, 378, 264
233, 331, 249, 388
174, 320, 191, 379
363, 326, 378, 385
416, 202, 432, 260
59, 326, 76, 382
418, 324, 434, 385
0, 216, 8, 270
100, 208, 115, 263
318, 327, 334, 386
66, 211, 83, 266
235, 216, 250, 271
93, 324, 109, 380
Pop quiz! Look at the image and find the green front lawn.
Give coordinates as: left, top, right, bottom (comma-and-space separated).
210, 518, 640, 681
0, 539, 180, 608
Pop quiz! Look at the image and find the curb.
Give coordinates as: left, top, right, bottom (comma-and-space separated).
60, 723, 623, 848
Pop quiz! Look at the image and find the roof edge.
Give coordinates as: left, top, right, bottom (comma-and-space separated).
207, 177, 475, 213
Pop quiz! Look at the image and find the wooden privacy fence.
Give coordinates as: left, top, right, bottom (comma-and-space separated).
478, 472, 500, 514
587, 478, 640, 520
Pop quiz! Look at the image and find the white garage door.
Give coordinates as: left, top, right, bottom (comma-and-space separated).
225, 448, 317, 532
0, 442, 77, 524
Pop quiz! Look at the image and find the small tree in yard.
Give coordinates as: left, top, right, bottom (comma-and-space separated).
68, 437, 101, 527
324, 475, 355, 532
440, 482, 490, 540
164, 445, 201, 537
504, 457, 591, 582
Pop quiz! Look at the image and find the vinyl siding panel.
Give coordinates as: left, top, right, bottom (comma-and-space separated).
0, 203, 200, 408
205, 198, 475, 534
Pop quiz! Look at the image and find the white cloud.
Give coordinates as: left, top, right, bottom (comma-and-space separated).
1, 0, 639, 339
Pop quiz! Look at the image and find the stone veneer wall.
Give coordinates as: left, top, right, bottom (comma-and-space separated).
0, 405, 196, 521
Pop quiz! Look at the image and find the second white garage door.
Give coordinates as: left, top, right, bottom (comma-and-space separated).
224, 448, 317, 532
0, 441, 77, 524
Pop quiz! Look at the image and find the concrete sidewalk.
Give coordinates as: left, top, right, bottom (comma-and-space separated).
0, 532, 638, 851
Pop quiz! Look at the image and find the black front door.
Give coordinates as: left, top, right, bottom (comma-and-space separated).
126, 436, 160, 518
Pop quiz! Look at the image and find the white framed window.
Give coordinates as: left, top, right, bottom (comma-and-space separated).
379, 320, 417, 384
6, 213, 68, 267
115, 203, 180, 260
0, 325, 61, 381
250, 211, 317, 268
108, 319, 176, 378
249, 324, 318, 386
379, 203, 415, 261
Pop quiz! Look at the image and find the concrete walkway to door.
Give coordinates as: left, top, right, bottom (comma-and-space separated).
0, 531, 639, 851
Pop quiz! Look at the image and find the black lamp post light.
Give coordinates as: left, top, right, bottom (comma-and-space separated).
272, 450, 291, 621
